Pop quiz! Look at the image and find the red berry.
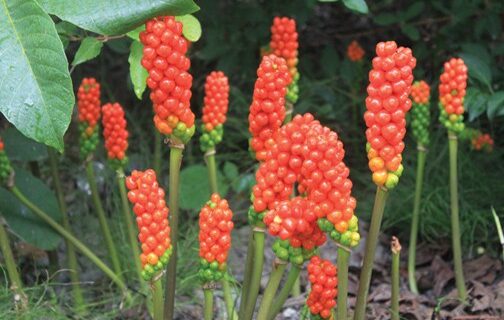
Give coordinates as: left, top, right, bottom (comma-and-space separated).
410, 80, 430, 105
202, 71, 230, 132
101, 103, 129, 162
439, 58, 468, 116
306, 256, 337, 319
347, 40, 365, 62
77, 77, 101, 133
270, 17, 299, 77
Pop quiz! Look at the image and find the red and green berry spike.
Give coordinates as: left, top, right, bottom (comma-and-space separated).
77, 78, 101, 159
410, 81, 431, 146
472, 132, 494, 152
102, 103, 129, 169
0, 137, 13, 185
248, 54, 292, 161
140, 16, 195, 144
198, 193, 234, 283
364, 41, 416, 189
125, 169, 172, 281
347, 40, 365, 62
199, 71, 230, 152
270, 17, 299, 104
438, 58, 468, 134
306, 256, 338, 319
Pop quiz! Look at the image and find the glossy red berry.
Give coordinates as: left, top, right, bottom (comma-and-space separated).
347, 40, 365, 62
438, 58, 467, 133
102, 103, 129, 168
125, 169, 172, 280
77, 78, 101, 158
202, 71, 230, 132
306, 256, 338, 319
364, 41, 416, 188
411, 80, 430, 105
270, 17, 299, 77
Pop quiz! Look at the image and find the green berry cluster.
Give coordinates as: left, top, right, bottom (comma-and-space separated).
272, 239, 316, 265
384, 163, 404, 190
199, 124, 223, 152
286, 73, 300, 104
198, 259, 227, 282
0, 150, 12, 185
108, 157, 128, 170
172, 123, 195, 144
79, 123, 99, 159
141, 247, 172, 281
410, 102, 430, 146
247, 204, 265, 226
438, 103, 465, 133
318, 215, 360, 248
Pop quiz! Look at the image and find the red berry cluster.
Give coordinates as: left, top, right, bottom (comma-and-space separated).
364, 41, 416, 189
270, 17, 299, 77
347, 40, 365, 62
252, 113, 359, 247
77, 78, 101, 158
198, 193, 234, 282
438, 58, 467, 133
411, 80, 430, 105
140, 16, 195, 143
0, 137, 13, 184
102, 103, 129, 168
472, 133, 494, 152
202, 71, 230, 132
306, 256, 338, 319
125, 169, 172, 281
249, 54, 292, 161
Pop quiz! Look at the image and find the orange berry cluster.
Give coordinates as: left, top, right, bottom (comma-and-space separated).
77, 78, 101, 158
347, 40, 365, 62
198, 193, 234, 282
306, 256, 338, 319
411, 80, 430, 105
438, 58, 468, 133
364, 41, 416, 189
125, 169, 172, 281
102, 103, 129, 169
251, 113, 359, 248
410, 81, 431, 146
270, 16, 299, 104
200, 71, 230, 152
472, 133, 494, 152
0, 137, 13, 184
249, 54, 292, 161
140, 16, 195, 143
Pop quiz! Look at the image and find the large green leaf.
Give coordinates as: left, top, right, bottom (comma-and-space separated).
128, 40, 148, 99
459, 52, 492, 89
2, 127, 48, 162
342, 0, 369, 14
464, 88, 487, 122
179, 165, 228, 210
39, 0, 199, 35
71, 37, 103, 66
487, 91, 504, 120
0, 168, 62, 250
0, 0, 74, 152
175, 14, 202, 42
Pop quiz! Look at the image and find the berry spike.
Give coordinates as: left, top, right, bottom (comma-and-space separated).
0, 137, 13, 185
140, 16, 195, 143
410, 81, 431, 146
363, 41, 416, 189
102, 103, 129, 169
270, 16, 299, 104
77, 77, 101, 159
438, 58, 468, 133
198, 193, 234, 283
347, 40, 365, 62
472, 132, 494, 152
248, 54, 292, 161
125, 169, 172, 281
306, 256, 338, 319
200, 71, 230, 152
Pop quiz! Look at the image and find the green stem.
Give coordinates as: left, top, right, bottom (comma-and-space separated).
0, 217, 27, 310
164, 145, 183, 320
337, 247, 350, 320
85, 161, 123, 281
291, 275, 301, 297
267, 264, 301, 320
152, 279, 164, 320
205, 150, 218, 194
117, 167, 142, 281
9, 186, 129, 294
257, 261, 287, 320
242, 227, 265, 320
408, 147, 426, 294
48, 148, 85, 311
448, 131, 467, 301
391, 238, 401, 320
354, 186, 389, 320
222, 276, 238, 320
238, 232, 255, 318
203, 287, 214, 320
153, 130, 162, 175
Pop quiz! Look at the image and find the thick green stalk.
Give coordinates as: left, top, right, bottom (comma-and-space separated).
153, 130, 162, 175
408, 147, 426, 294
48, 148, 85, 310
9, 186, 128, 294
337, 247, 350, 320
291, 276, 301, 297
222, 276, 238, 320
391, 237, 401, 320
242, 227, 265, 320
203, 287, 214, 320
257, 261, 287, 320
205, 150, 218, 194
152, 279, 164, 320
448, 132, 467, 301
267, 264, 301, 320
238, 233, 255, 317
85, 162, 123, 281
0, 217, 27, 309
117, 168, 142, 281
354, 187, 389, 320
164, 145, 183, 320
